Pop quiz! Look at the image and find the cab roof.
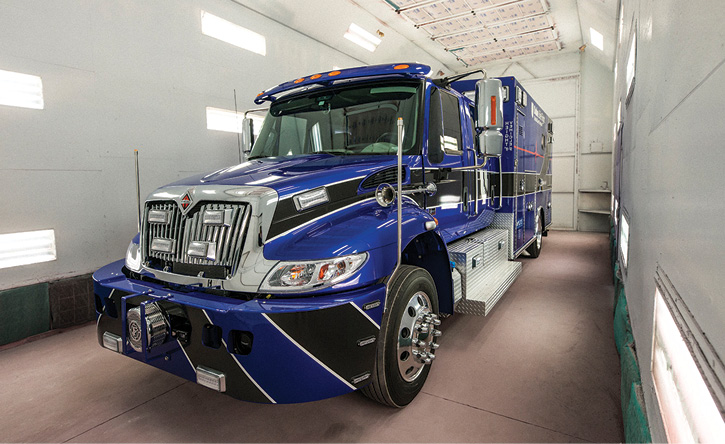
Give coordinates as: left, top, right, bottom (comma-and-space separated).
253, 63, 431, 105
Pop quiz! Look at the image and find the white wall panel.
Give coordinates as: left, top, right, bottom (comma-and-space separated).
552, 157, 575, 193
523, 77, 578, 117
613, 0, 725, 440
0, 0, 368, 290
552, 117, 577, 155
551, 194, 575, 230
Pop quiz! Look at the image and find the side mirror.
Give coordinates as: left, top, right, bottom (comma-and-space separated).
475, 78, 503, 131
241, 118, 254, 153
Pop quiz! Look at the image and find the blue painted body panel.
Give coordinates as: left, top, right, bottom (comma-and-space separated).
170, 154, 403, 201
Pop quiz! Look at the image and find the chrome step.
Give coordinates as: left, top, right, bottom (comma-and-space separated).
455, 261, 522, 316
448, 228, 522, 316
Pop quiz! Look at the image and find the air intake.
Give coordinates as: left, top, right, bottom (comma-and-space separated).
361, 167, 406, 190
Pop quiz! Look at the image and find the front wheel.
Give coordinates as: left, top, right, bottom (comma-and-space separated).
360, 265, 441, 407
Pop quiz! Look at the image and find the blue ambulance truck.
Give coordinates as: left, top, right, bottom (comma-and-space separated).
93, 63, 553, 407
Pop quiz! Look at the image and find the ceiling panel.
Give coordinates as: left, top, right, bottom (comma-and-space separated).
385, 0, 562, 67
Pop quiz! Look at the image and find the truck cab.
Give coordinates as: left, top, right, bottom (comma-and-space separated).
93, 63, 552, 407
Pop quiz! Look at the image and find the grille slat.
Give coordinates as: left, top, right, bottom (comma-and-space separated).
144, 201, 250, 277
227, 208, 244, 268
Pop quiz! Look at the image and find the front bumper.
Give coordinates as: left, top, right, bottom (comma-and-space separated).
93, 260, 384, 404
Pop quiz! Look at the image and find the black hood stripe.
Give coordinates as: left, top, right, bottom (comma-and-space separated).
267, 177, 367, 240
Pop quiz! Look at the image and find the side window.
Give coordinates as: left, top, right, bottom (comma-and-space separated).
441, 90, 462, 154
427, 88, 444, 164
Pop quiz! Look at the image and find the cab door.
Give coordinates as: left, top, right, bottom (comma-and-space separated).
423, 85, 467, 242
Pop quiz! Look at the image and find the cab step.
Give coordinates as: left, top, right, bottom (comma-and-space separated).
448, 228, 522, 316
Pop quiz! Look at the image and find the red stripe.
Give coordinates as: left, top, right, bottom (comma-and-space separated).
515, 145, 544, 158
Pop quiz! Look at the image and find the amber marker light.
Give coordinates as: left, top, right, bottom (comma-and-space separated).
294, 78, 305, 84
328, 70, 341, 76
310, 74, 322, 80
393, 64, 409, 70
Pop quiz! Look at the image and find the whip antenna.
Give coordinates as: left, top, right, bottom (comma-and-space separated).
234, 89, 242, 163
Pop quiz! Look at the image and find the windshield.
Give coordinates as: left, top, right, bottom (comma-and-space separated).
249, 82, 421, 159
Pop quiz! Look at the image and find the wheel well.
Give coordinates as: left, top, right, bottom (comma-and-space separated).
401, 231, 454, 315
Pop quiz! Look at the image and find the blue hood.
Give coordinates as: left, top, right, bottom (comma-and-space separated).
168, 154, 405, 199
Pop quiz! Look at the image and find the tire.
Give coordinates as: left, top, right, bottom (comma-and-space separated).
526, 210, 544, 258
361, 265, 441, 407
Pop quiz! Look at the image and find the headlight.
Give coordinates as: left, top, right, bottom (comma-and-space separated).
125, 240, 142, 272
259, 252, 368, 293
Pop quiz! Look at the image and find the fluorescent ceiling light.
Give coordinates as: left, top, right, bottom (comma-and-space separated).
344, 23, 381, 52
206, 107, 264, 135
0, 229, 56, 269
201, 11, 266, 56
0, 69, 44, 110
590, 28, 604, 51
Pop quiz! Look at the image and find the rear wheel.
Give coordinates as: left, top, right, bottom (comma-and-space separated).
361, 265, 441, 407
526, 211, 544, 258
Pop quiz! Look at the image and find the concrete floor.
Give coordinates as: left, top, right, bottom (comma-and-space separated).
0, 231, 623, 443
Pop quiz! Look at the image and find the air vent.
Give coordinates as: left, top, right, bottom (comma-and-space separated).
360, 167, 406, 190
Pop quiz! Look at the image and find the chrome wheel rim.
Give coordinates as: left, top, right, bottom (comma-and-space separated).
396, 291, 441, 382
535, 213, 542, 250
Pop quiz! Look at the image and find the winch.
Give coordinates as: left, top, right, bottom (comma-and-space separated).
126, 302, 167, 352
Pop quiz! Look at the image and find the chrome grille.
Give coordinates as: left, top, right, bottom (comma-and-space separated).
142, 201, 250, 276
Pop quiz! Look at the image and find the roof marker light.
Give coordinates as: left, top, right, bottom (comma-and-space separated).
328, 71, 341, 77
310, 74, 322, 80
394, 64, 409, 70
294, 78, 305, 84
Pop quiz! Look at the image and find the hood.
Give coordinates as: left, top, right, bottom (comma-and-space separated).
168, 154, 404, 199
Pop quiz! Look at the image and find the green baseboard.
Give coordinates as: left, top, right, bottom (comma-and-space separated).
612, 279, 653, 443
0, 283, 50, 346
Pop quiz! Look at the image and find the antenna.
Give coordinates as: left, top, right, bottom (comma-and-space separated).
234, 89, 242, 164
434, 69, 487, 87
134, 149, 141, 233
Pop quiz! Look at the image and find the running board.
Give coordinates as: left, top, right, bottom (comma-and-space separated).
448, 228, 523, 316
